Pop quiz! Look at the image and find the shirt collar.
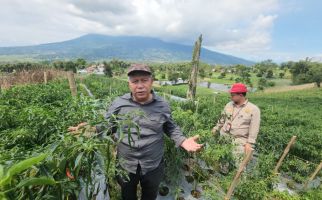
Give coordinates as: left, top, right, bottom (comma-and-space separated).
233, 99, 248, 107
125, 90, 157, 105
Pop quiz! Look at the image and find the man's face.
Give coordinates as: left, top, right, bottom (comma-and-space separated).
230, 93, 243, 103
128, 73, 153, 103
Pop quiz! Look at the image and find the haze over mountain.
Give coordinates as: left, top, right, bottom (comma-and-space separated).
0, 34, 254, 65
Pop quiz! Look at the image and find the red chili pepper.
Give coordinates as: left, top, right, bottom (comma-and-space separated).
66, 167, 75, 180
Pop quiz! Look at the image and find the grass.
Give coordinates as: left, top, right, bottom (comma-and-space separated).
263, 83, 316, 93
0, 55, 39, 62
271, 78, 292, 87
155, 84, 218, 98
205, 71, 293, 88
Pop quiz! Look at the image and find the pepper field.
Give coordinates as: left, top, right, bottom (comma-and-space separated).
0, 74, 321, 200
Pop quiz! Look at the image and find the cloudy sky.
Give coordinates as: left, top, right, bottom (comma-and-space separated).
0, 0, 321, 62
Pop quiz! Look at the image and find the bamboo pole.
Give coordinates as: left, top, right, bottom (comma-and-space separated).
304, 162, 322, 189
67, 71, 77, 96
274, 136, 297, 174
44, 71, 48, 84
224, 149, 254, 200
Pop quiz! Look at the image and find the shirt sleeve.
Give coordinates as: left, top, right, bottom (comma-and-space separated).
163, 103, 187, 147
96, 99, 119, 134
247, 106, 261, 144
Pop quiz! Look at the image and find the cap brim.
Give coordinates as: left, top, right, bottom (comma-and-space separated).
127, 70, 152, 76
229, 90, 247, 93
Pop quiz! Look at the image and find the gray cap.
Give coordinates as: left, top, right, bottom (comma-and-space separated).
127, 63, 152, 76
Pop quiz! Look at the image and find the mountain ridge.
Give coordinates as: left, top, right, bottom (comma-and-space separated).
0, 34, 254, 65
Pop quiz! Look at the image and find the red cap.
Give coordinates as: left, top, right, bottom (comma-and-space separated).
229, 83, 248, 93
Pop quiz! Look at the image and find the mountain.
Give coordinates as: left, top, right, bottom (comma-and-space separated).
0, 34, 254, 65
311, 56, 322, 63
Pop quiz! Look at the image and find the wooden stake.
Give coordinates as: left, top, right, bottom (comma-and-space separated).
224, 149, 254, 200
44, 71, 48, 84
304, 162, 322, 189
187, 34, 202, 100
274, 136, 297, 174
67, 71, 77, 96
1, 79, 10, 90
31, 72, 36, 82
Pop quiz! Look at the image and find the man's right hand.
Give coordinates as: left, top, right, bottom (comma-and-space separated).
181, 135, 203, 152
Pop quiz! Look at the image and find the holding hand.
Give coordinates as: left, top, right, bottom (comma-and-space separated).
68, 122, 88, 132
244, 143, 253, 155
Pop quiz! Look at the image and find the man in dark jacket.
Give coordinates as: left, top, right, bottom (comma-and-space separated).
70, 63, 202, 200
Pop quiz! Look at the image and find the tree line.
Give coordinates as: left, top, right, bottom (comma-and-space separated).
0, 58, 321, 87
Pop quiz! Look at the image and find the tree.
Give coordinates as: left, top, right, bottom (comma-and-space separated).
76, 58, 87, 69
199, 68, 206, 79
235, 64, 248, 76
103, 61, 113, 77
109, 59, 130, 76
267, 81, 275, 87
168, 71, 179, 83
181, 70, 190, 82
256, 71, 263, 77
290, 60, 312, 84
290, 59, 322, 87
266, 69, 274, 79
280, 61, 294, 70
64, 61, 77, 73
308, 62, 322, 87
254, 60, 278, 78
0, 62, 43, 73
52, 61, 77, 72
258, 78, 267, 90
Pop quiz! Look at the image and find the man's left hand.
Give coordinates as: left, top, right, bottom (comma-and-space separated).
181, 135, 203, 152
244, 143, 253, 155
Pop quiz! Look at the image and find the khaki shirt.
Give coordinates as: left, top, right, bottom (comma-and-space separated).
214, 100, 260, 144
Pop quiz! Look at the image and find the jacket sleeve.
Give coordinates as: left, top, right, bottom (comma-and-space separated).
96, 99, 120, 135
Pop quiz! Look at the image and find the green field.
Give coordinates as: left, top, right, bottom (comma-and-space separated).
204, 71, 292, 87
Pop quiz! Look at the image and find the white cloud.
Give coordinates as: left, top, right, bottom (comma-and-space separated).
0, 0, 280, 60
213, 14, 278, 55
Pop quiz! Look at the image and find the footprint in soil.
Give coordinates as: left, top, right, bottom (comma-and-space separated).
158, 186, 169, 196
191, 190, 201, 199
185, 175, 194, 183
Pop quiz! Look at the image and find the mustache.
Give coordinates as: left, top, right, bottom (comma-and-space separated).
135, 90, 147, 93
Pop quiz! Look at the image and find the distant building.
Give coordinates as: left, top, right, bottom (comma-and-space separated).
78, 69, 87, 74
78, 64, 105, 75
